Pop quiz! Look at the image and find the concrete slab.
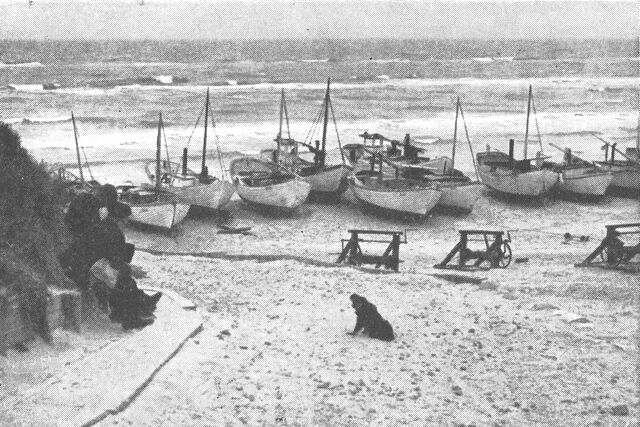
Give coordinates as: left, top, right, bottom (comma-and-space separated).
139, 286, 197, 310
0, 291, 202, 427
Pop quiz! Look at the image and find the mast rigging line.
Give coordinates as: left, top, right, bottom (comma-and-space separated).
530, 92, 544, 154
328, 98, 346, 164
81, 147, 94, 181
302, 100, 325, 148
170, 101, 206, 182
209, 105, 228, 182
458, 101, 479, 181
161, 118, 171, 175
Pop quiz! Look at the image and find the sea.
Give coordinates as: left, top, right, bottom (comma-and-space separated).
0, 38, 637, 184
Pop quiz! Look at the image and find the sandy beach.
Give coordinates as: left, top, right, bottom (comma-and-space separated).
3, 186, 637, 426
106, 191, 640, 425
1, 32, 638, 426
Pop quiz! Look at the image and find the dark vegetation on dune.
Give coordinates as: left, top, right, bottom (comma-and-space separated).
0, 122, 75, 342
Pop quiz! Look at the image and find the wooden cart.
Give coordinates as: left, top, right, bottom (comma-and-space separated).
434, 229, 513, 271
575, 223, 640, 269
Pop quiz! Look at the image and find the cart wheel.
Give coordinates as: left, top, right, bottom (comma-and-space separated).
499, 242, 512, 268
613, 250, 630, 268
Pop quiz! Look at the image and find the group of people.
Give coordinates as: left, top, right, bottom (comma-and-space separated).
59, 184, 161, 330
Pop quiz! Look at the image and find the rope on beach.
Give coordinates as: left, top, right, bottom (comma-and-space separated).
135, 247, 397, 274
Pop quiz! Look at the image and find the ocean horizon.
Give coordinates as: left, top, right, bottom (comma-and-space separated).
1, 37, 637, 184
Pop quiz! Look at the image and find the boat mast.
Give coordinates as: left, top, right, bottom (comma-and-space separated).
71, 111, 84, 183
523, 84, 532, 159
320, 78, 331, 168
450, 98, 460, 175
155, 113, 163, 193
201, 88, 209, 179
277, 89, 285, 165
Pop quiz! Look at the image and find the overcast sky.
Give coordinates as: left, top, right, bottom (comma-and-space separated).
0, 0, 636, 40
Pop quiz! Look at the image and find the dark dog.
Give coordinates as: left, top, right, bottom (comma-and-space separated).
349, 294, 394, 341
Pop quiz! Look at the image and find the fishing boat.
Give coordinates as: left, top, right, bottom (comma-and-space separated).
353, 99, 482, 213
477, 86, 559, 197
477, 147, 558, 197
262, 80, 352, 199
547, 144, 613, 197
229, 157, 311, 211
593, 132, 640, 193
144, 89, 235, 210
348, 151, 442, 216
355, 131, 454, 174
120, 114, 190, 229
399, 98, 483, 213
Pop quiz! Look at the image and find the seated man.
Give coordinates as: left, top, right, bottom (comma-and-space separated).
61, 185, 160, 328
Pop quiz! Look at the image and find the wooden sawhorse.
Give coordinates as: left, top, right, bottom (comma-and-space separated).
336, 229, 406, 271
434, 229, 512, 270
576, 223, 640, 268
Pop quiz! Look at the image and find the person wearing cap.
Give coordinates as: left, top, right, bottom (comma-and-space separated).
90, 184, 161, 328
61, 186, 160, 329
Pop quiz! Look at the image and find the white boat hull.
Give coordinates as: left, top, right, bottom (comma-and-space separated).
478, 166, 559, 197
349, 176, 442, 216
301, 164, 352, 194
235, 178, 311, 210
557, 168, 613, 196
166, 180, 235, 209
605, 165, 640, 190
437, 182, 483, 212
127, 201, 190, 229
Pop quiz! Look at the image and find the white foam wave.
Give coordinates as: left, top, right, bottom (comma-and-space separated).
2, 117, 26, 125
154, 75, 173, 84
92, 76, 639, 96
7, 84, 46, 92
369, 59, 411, 64
3, 115, 72, 125
24, 116, 72, 124
0, 61, 43, 68
6, 84, 120, 97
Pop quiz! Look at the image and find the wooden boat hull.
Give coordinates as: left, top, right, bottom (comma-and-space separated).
598, 164, 640, 190
437, 182, 483, 212
230, 157, 311, 210
557, 167, 613, 196
125, 198, 190, 229
234, 178, 311, 210
477, 166, 558, 197
166, 180, 235, 210
300, 164, 353, 194
146, 160, 235, 209
349, 176, 442, 216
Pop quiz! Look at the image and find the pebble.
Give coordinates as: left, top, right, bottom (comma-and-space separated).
452, 385, 463, 396
611, 404, 629, 416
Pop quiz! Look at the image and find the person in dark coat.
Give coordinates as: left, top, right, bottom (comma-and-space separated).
61, 185, 160, 329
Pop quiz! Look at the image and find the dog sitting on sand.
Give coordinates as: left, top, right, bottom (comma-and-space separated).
348, 294, 394, 341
